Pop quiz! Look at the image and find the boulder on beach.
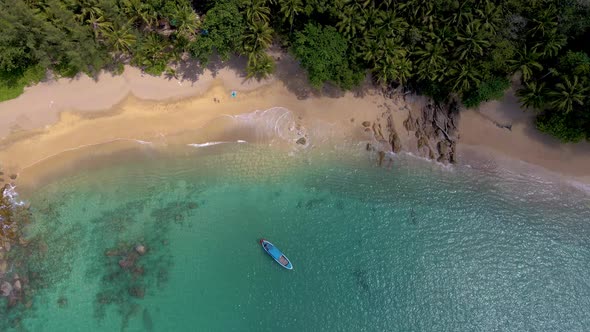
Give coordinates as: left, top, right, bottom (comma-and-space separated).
296, 137, 306, 145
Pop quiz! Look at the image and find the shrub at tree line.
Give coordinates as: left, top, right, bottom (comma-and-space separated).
0, 0, 588, 142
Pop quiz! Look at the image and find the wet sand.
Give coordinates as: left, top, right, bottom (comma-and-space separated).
0, 58, 402, 188
458, 88, 590, 185
0, 59, 589, 188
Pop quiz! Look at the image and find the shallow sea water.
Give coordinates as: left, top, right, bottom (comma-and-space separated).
5, 138, 590, 332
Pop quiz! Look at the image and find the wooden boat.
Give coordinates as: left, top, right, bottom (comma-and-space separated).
260, 239, 293, 270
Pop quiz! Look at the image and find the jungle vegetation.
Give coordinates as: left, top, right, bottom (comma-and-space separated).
0, 0, 589, 142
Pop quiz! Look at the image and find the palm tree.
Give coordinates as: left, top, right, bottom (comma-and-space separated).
278, 0, 303, 34
449, 62, 482, 95
336, 2, 367, 40
378, 0, 393, 10
516, 81, 549, 109
242, 20, 273, 54
528, 5, 558, 38
79, 6, 112, 39
372, 53, 412, 86
475, 1, 503, 35
121, 0, 157, 28
414, 41, 448, 82
172, 5, 200, 39
361, 31, 404, 66
246, 51, 275, 79
532, 29, 566, 58
446, 2, 473, 27
508, 46, 543, 82
139, 33, 165, 62
375, 9, 408, 39
548, 76, 588, 114
398, 0, 434, 26
75, 3, 102, 24
427, 25, 455, 50
103, 21, 137, 55
241, 0, 271, 23
455, 19, 490, 60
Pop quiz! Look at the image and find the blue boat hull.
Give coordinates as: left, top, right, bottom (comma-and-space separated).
260, 239, 293, 270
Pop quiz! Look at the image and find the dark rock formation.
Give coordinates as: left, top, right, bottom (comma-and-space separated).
403, 100, 459, 164
1, 281, 13, 296
57, 297, 68, 307
129, 286, 145, 298
363, 92, 460, 164
143, 308, 154, 331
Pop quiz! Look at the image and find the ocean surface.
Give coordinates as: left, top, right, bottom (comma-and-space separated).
2, 109, 590, 332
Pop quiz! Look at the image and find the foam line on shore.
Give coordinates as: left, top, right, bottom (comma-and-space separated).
187, 140, 248, 148
19, 138, 154, 171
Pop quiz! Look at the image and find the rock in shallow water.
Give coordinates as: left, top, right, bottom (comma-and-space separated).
1, 281, 13, 296
129, 286, 145, 298
57, 297, 68, 307
296, 137, 306, 145
135, 245, 146, 255
119, 259, 133, 269
105, 249, 119, 257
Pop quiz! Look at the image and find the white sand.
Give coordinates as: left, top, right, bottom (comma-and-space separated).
0, 63, 273, 139
0, 57, 589, 187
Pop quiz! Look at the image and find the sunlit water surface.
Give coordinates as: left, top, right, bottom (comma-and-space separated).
4, 134, 590, 332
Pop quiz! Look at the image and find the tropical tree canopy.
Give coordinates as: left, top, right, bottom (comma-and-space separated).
0, 0, 589, 141
292, 23, 363, 89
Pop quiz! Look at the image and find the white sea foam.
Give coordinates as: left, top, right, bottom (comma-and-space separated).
224, 107, 307, 144
133, 139, 153, 145
567, 180, 590, 195
2, 184, 24, 207
0, 184, 25, 222
22, 138, 156, 171
398, 151, 455, 172
187, 140, 248, 148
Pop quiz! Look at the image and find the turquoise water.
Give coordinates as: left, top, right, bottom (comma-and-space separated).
4, 142, 590, 331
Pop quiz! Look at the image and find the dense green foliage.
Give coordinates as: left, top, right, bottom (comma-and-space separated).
292, 24, 363, 89
0, 65, 46, 101
189, 1, 245, 65
463, 77, 511, 108
0, 0, 589, 141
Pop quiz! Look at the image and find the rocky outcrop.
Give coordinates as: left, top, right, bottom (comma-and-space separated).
403, 100, 459, 163
363, 95, 460, 165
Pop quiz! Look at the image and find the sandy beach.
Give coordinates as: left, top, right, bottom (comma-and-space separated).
458, 88, 590, 184
0, 56, 589, 188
